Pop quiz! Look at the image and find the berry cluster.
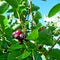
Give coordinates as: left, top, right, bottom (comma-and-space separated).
12, 29, 25, 44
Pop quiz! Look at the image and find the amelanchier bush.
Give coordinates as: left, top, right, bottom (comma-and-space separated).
0, 0, 60, 60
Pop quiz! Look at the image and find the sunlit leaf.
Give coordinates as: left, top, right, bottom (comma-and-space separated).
48, 3, 60, 17
8, 43, 24, 51
18, 51, 31, 60
26, 29, 38, 40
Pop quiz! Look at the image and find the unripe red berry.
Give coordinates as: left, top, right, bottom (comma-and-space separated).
40, 27, 44, 31
15, 29, 22, 35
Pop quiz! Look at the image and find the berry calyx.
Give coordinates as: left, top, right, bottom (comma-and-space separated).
15, 29, 22, 35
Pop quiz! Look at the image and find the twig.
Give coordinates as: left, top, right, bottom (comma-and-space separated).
16, 10, 24, 29
28, 0, 34, 31
44, 36, 60, 55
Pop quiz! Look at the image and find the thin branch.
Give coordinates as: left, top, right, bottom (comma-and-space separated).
28, 0, 34, 31
16, 10, 24, 29
16, 10, 21, 21
44, 36, 60, 55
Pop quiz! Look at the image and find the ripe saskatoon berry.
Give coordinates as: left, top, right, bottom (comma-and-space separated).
12, 32, 16, 38
15, 29, 22, 35
40, 27, 44, 31
14, 34, 19, 39
19, 33, 25, 40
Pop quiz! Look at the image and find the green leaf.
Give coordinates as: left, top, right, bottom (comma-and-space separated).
0, 2, 8, 14
49, 49, 60, 60
48, 3, 60, 17
7, 51, 20, 60
32, 51, 42, 60
18, 5, 26, 15
26, 41, 36, 50
18, 51, 31, 60
33, 23, 42, 30
48, 26, 55, 32
8, 43, 24, 51
5, 27, 12, 41
0, 15, 8, 27
38, 29, 52, 44
5, 0, 18, 8
44, 39, 54, 46
2, 40, 7, 49
5, 27, 12, 36
0, 41, 2, 48
32, 4, 40, 11
26, 29, 38, 40
24, 20, 29, 28
33, 11, 42, 24
0, 53, 7, 60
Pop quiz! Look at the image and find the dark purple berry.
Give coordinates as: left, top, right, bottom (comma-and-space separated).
12, 29, 25, 44
19, 34, 25, 39
39, 44, 43, 49
18, 40, 23, 44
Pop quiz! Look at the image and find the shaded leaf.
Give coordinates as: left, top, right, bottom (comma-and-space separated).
38, 29, 52, 44
49, 49, 60, 60
7, 51, 20, 60
5, 0, 18, 8
5, 27, 12, 36
0, 53, 7, 60
0, 2, 8, 14
0, 15, 8, 27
